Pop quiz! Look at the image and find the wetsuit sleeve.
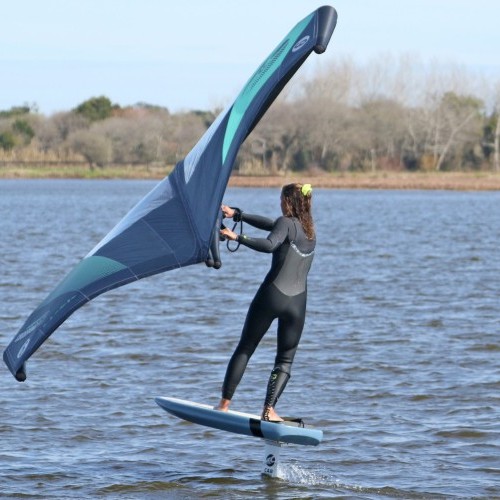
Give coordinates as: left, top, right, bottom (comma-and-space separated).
237, 217, 290, 253
240, 213, 275, 231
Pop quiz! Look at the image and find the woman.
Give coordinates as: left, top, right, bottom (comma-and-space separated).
216, 183, 316, 421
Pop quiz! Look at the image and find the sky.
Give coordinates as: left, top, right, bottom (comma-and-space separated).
1, 0, 499, 115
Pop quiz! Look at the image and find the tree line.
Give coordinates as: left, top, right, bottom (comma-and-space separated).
1, 55, 499, 173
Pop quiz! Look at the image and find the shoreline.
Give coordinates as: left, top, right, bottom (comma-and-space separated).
1, 166, 500, 190
227, 171, 500, 191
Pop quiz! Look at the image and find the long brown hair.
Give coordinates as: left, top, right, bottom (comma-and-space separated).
281, 183, 315, 240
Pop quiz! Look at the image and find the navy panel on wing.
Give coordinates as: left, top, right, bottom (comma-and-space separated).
181, 111, 231, 246
94, 193, 199, 276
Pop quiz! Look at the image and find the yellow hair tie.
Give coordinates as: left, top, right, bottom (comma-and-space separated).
301, 184, 312, 197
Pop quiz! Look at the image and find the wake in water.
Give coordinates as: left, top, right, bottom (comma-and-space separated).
275, 461, 449, 499
277, 461, 330, 484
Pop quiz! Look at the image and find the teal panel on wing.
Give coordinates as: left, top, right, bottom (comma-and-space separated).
222, 13, 313, 163
42, 256, 128, 304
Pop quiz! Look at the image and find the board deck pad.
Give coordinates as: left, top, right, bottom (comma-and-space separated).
155, 397, 323, 446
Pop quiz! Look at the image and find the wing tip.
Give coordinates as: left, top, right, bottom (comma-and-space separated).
314, 5, 338, 54
4, 343, 27, 382
15, 367, 27, 382
5, 353, 27, 382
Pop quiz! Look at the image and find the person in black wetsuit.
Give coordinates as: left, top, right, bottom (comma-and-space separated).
216, 183, 315, 421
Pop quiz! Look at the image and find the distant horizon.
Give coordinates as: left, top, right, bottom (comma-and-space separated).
5, 53, 499, 118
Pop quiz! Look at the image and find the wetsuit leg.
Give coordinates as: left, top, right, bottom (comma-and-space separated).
275, 291, 307, 372
263, 368, 290, 419
262, 291, 307, 416
221, 286, 277, 400
222, 286, 307, 404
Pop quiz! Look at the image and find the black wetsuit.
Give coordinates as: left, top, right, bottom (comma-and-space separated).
221, 212, 315, 413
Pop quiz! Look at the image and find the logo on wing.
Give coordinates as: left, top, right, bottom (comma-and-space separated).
15, 311, 49, 342
292, 36, 310, 52
17, 338, 31, 359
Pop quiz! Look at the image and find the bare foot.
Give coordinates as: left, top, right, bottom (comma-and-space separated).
262, 406, 284, 422
215, 398, 231, 412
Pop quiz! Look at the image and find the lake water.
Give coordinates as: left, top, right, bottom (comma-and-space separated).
0, 180, 499, 499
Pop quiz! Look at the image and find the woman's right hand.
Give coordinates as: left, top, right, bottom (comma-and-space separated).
221, 204, 235, 219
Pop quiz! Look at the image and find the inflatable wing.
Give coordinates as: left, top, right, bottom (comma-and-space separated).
4, 6, 338, 381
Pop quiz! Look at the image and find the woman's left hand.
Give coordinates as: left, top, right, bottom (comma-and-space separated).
221, 204, 235, 219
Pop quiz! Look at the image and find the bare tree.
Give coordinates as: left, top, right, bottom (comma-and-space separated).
493, 111, 500, 171
69, 129, 112, 168
429, 92, 483, 170
482, 82, 500, 171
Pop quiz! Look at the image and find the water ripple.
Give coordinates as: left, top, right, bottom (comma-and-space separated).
0, 182, 499, 498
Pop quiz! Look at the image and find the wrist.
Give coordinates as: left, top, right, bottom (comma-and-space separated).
232, 207, 242, 222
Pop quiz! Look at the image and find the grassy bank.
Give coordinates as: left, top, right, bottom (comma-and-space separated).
1, 164, 500, 190
0, 164, 170, 180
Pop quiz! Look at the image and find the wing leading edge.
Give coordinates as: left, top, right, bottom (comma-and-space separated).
4, 6, 338, 381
